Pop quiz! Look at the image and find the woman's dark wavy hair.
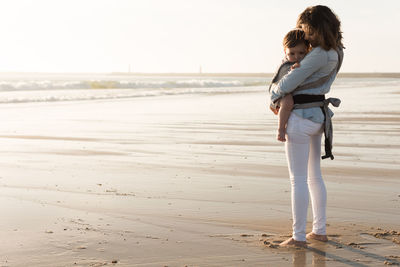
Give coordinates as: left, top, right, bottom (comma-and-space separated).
296, 5, 343, 50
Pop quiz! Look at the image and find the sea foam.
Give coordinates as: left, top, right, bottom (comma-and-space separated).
0, 74, 399, 104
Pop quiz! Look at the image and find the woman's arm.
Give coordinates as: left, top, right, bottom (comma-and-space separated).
274, 47, 328, 97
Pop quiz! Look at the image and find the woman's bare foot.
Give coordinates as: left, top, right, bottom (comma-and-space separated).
277, 128, 286, 142
306, 232, 328, 242
279, 237, 307, 248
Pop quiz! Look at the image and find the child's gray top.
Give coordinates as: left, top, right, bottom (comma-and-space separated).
270, 47, 340, 124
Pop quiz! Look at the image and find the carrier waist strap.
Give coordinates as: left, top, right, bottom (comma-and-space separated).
292, 95, 341, 160
293, 94, 325, 104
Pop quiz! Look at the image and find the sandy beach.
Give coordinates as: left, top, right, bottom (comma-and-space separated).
0, 81, 399, 266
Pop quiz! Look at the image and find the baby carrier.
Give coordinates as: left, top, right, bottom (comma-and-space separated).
269, 47, 344, 160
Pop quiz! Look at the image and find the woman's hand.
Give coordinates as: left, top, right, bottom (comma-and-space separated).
270, 105, 279, 115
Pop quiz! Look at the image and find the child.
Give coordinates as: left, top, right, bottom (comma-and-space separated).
269, 29, 310, 142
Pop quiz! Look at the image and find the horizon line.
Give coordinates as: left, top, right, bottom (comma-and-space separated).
1, 71, 400, 78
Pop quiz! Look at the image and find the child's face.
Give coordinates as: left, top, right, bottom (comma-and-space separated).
285, 43, 308, 63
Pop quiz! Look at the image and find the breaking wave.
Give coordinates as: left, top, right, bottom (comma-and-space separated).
0, 79, 266, 91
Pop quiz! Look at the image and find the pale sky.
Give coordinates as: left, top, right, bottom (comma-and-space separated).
0, 0, 399, 73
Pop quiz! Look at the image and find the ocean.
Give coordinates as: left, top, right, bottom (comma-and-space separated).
0, 73, 399, 104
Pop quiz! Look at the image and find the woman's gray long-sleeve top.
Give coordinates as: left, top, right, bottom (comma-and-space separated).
270, 46, 339, 124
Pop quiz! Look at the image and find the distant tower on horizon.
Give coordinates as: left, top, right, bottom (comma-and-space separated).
128, 64, 131, 73
199, 65, 202, 74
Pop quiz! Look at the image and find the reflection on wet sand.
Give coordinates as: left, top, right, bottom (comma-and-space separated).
287, 238, 400, 267
292, 248, 326, 267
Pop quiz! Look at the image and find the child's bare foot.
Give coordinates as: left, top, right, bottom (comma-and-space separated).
306, 232, 328, 242
279, 237, 307, 248
277, 128, 286, 142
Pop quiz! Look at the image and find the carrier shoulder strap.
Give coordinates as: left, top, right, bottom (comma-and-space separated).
268, 60, 294, 92
293, 47, 344, 93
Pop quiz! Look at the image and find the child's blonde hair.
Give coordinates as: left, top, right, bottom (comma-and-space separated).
283, 28, 310, 50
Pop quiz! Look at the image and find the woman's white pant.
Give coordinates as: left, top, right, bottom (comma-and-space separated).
285, 113, 326, 242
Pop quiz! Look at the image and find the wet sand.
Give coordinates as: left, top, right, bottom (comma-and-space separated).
0, 83, 399, 266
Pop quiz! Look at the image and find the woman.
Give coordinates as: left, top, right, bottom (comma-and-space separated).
270, 5, 344, 247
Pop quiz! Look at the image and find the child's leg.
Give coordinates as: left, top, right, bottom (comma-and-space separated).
277, 94, 294, 142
